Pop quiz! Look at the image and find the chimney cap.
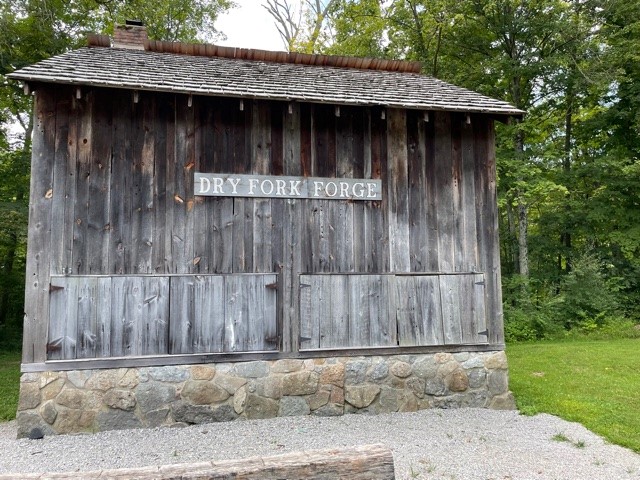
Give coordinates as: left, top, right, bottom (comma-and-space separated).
125, 19, 144, 27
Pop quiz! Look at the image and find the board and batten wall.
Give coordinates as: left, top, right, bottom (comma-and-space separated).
22, 84, 503, 368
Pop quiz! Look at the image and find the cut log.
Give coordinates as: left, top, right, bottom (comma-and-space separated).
0, 443, 395, 480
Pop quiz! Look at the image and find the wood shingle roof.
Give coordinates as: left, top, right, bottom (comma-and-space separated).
9, 44, 524, 116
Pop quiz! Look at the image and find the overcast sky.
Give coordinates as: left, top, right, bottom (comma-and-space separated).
216, 0, 285, 51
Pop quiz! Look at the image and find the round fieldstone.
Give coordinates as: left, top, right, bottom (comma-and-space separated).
85, 370, 120, 391
412, 357, 438, 380
345, 360, 369, 384
103, 389, 136, 411
307, 390, 330, 411
56, 388, 86, 410
18, 382, 41, 411
40, 378, 65, 402
97, 409, 141, 432
243, 394, 279, 419
234, 386, 247, 414
390, 361, 412, 379
271, 359, 304, 373
484, 351, 508, 370
135, 382, 176, 413
39, 400, 58, 425
182, 380, 229, 405
467, 369, 487, 389
344, 385, 380, 409
233, 361, 270, 378
282, 371, 319, 396
406, 377, 425, 399
279, 396, 310, 416
446, 369, 469, 393
191, 365, 216, 381
367, 361, 389, 382
145, 366, 189, 383
487, 370, 508, 394
214, 373, 248, 394
319, 363, 345, 387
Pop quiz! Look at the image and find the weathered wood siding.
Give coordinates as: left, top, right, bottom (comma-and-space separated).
23, 85, 504, 364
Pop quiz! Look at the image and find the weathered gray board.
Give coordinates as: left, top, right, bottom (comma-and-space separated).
48, 274, 277, 360
23, 87, 504, 366
299, 273, 487, 350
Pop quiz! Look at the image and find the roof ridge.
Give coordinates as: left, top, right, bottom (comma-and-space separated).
86, 34, 423, 74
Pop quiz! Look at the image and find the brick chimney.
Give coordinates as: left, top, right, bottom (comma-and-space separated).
113, 20, 148, 50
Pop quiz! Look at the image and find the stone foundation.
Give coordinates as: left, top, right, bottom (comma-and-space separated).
16, 351, 515, 438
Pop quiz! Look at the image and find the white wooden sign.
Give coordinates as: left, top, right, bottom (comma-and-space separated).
194, 173, 382, 200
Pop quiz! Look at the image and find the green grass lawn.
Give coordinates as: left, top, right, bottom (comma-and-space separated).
0, 351, 21, 421
507, 338, 640, 453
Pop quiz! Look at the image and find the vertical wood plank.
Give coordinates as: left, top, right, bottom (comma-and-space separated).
152, 93, 170, 274
72, 91, 92, 274
439, 275, 463, 344
232, 101, 254, 272
141, 277, 170, 355
335, 107, 355, 272
434, 112, 455, 272
460, 117, 478, 271
395, 276, 416, 346
348, 275, 369, 347
370, 108, 389, 272
252, 101, 274, 273
282, 103, 302, 353
367, 275, 395, 347
76, 277, 112, 359
423, 114, 439, 272
86, 89, 113, 274
49, 93, 71, 276
387, 109, 410, 273
163, 95, 177, 273
168, 275, 194, 354
407, 111, 428, 272
47, 277, 75, 360
109, 91, 132, 275
298, 276, 315, 350
474, 273, 488, 343
325, 275, 349, 348
195, 275, 226, 352
23, 89, 57, 363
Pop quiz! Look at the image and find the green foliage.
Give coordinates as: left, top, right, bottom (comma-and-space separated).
0, 351, 20, 421
507, 339, 640, 453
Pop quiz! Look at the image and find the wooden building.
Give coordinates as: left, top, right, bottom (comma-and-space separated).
9, 24, 523, 436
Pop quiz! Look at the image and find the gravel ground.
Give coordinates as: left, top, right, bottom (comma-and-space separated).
1, 409, 639, 479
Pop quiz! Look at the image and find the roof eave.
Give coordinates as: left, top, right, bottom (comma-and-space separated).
9, 74, 526, 118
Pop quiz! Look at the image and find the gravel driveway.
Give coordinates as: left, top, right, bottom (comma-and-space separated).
1, 408, 639, 479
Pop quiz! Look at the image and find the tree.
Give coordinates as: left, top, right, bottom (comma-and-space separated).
263, 0, 337, 53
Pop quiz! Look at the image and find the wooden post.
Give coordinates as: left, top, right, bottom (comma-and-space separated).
0, 444, 396, 480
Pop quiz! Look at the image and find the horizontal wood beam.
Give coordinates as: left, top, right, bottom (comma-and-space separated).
21, 343, 505, 372
0, 444, 395, 480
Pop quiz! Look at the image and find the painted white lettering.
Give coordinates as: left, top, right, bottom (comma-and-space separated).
352, 182, 364, 198
212, 177, 224, 194
339, 182, 349, 198
249, 179, 259, 195
313, 181, 323, 197
367, 182, 377, 198
289, 180, 302, 196
261, 179, 274, 195
276, 179, 287, 196
227, 177, 241, 194
325, 181, 338, 197
198, 177, 211, 194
